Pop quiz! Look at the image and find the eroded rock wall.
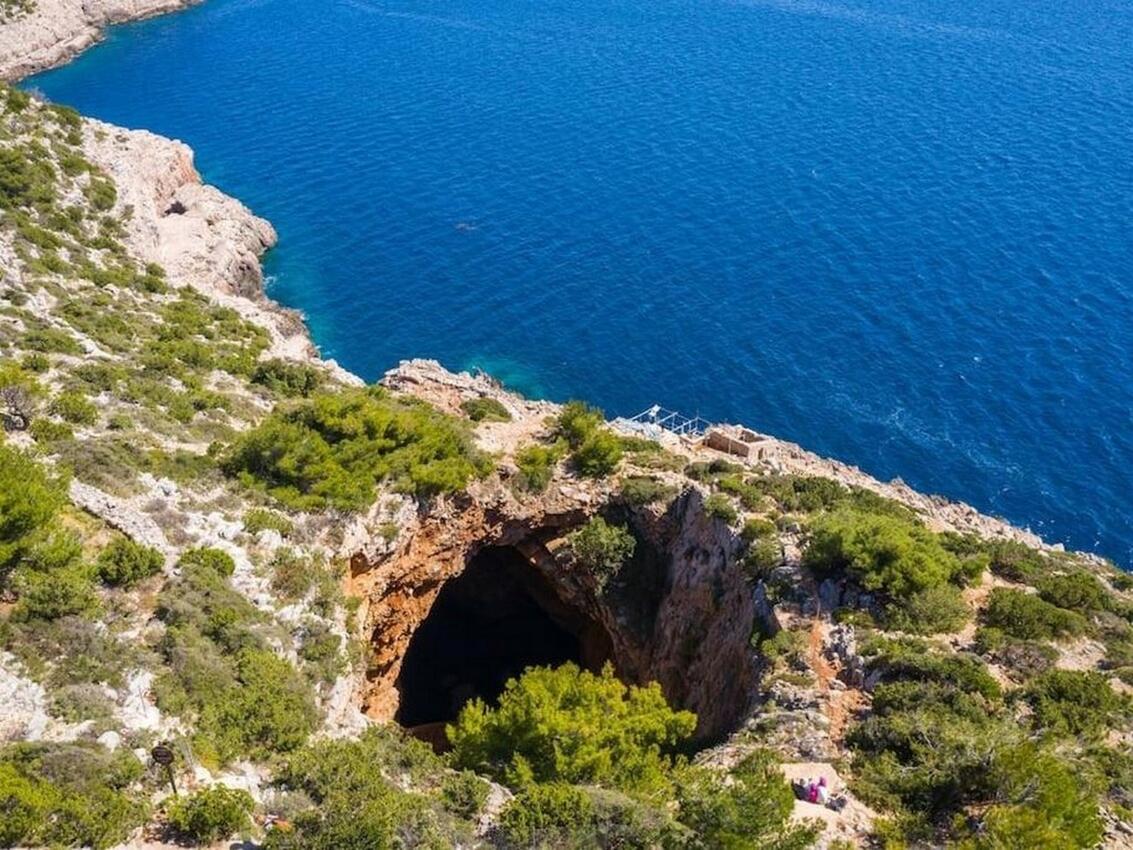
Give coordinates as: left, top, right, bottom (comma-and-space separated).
349, 479, 757, 741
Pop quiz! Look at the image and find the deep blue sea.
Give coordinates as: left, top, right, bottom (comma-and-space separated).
24, 0, 1133, 564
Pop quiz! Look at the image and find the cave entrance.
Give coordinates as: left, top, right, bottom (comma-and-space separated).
395, 545, 608, 735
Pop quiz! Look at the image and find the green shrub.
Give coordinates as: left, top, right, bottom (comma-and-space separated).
177, 546, 235, 577
448, 663, 696, 794
244, 507, 294, 537
555, 401, 606, 448
983, 540, 1048, 583
0, 742, 147, 850
703, 493, 738, 525
1036, 571, 1110, 613
270, 548, 322, 601
440, 770, 489, 818
222, 387, 487, 510
675, 750, 817, 850
95, 537, 163, 587
49, 391, 97, 425
496, 783, 594, 847
618, 475, 677, 506
573, 428, 623, 478
951, 744, 1103, 849
13, 565, 97, 621
165, 785, 254, 844
804, 506, 972, 600
460, 396, 511, 422
264, 726, 468, 850
554, 401, 622, 478
0, 445, 66, 584
514, 443, 561, 493
885, 584, 971, 635
1022, 670, 1125, 738
251, 359, 322, 398
568, 517, 636, 589
983, 588, 1087, 641
155, 560, 316, 763
27, 418, 72, 443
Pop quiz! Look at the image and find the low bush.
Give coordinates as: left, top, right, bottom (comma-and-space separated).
164, 784, 254, 844
1022, 670, 1125, 738
460, 396, 511, 422
251, 359, 322, 398
983, 588, 1087, 641
48, 391, 97, 425
0, 742, 147, 850
496, 783, 594, 847
804, 506, 977, 601
1036, 571, 1110, 613
513, 443, 561, 493
704, 493, 738, 525
95, 537, 163, 587
568, 517, 636, 589
619, 475, 677, 506
440, 770, 489, 818
448, 663, 696, 794
177, 546, 235, 577
13, 565, 98, 621
222, 387, 488, 510
264, 726, 470, 850
884, 584, 971, 635
675, 750, 817, 850
244, 507, 294, 537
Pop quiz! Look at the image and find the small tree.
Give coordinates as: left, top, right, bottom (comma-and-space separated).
165, 784, 253, 844
448, 663, 696, 794
569, 517, 636, 588
96, 538, 163, 587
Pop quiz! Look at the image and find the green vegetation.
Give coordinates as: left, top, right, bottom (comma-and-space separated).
95, 537, 163, 587
704, 493, 738, 524
264, 726, 475, 849
674, 750, 817, 850
0, 742, 147, 849
252, 359, 323, 398
1022, 670, 1127, 739
555, 401, 622, 478
449, 662, 694, 794
982, 588, 1087, 640
848, 637, 1110, 847
568, 517, 636, 589
0, 445, 66, 587
619, 475, 678, 506
164, 785, 254, 844
48, 390, 97, 425
460, 396, 511, 422
244, 506, 295, 537
154, 556, 317, 765
513, 443, 562, 493
805, 506, 980, 633
177, 546, 236, 577
222, 387, 489, 510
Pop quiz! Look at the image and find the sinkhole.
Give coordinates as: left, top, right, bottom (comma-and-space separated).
394, 545, 611, 732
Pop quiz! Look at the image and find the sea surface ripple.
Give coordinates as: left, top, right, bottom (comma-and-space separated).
25, 0, 1133, 564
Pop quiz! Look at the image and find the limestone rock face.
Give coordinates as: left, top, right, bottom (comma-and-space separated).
0, 0, 199, 80
349, 476, 756, 741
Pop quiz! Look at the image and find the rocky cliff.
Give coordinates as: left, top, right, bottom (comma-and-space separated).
0, 0, 199, 80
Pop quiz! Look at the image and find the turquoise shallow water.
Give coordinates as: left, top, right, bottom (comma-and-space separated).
25, 0, 1133, 564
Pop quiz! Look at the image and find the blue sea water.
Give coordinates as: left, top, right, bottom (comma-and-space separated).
24, 0, 1133, 564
